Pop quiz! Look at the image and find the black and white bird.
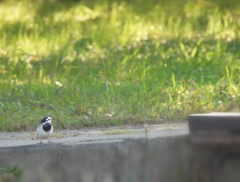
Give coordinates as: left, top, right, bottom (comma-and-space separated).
37, 116, 53, 143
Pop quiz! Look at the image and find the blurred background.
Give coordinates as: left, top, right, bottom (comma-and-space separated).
0, 0, 240, 131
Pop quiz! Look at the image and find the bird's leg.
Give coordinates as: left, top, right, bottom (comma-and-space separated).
48, 138, 51, 143
40, 138, 42, 143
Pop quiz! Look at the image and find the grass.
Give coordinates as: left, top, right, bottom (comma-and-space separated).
0, 0, 240, 131
0, 165, 23, 181
103, 128, 142, 135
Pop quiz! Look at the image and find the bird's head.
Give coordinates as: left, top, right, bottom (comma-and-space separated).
40, 116, 52, 124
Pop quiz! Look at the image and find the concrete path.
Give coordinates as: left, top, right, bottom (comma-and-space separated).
0, 123, 191, 182
0, 123, 188, 148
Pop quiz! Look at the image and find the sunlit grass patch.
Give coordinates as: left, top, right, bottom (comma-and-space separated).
0, 0, 240, 131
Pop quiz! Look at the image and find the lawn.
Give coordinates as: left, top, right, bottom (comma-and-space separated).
0, 0, 240, 131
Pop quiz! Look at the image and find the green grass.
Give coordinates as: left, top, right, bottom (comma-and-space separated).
0, 0, 240, 131
0, 165, 23, 181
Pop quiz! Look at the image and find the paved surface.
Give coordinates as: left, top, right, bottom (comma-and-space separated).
0, 123, 188, 148
2, 122, 240, 182
0, 123, 190, 182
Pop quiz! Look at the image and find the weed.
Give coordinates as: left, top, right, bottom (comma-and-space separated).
0, 165, 23, 182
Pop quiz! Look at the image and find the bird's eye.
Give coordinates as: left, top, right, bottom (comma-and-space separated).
46, 117, 52, 121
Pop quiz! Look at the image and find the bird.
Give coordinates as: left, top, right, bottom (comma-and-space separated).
37, 116, 53, 143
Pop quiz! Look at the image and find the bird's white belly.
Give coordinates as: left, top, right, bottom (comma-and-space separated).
37, 126, 53, 139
